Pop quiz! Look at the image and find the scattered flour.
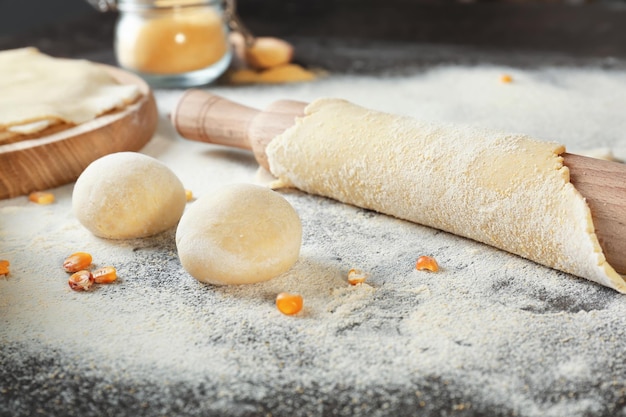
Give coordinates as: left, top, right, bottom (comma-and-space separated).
1, 65, 626, 417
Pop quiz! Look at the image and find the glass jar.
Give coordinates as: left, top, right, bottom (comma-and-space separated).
94, 0, 232, 87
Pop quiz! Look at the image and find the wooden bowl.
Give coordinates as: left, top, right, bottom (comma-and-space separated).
0, 65, 158, 200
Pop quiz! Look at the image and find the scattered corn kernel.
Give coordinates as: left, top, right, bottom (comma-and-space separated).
276, 292, 303, 316
68, 270, 94, 291
347, 268, 368, 285
500, 74, 513, 83
63, 252, 93, 273
28, 191, 55, 205
0, 259, 10, 276
185, 189, 194, 202
415, 256, 439, 272
92, 266, 117, 284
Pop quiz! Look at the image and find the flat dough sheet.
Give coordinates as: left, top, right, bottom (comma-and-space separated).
0, 47, 140, 141
266, 98, 626, 292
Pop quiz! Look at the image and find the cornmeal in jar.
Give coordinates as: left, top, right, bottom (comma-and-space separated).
117, 7, 228, 75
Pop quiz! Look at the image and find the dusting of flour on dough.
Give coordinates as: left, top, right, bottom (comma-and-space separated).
266, 98, 624, 291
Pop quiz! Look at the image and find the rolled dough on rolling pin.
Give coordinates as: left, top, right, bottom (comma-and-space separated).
172, 90, 626, 293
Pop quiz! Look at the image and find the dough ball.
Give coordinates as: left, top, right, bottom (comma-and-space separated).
176, 183, 302, 285
72, 152, 186, 239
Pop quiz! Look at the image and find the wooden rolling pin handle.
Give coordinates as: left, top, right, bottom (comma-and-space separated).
564, 153, 626, 274
172, 91, 626, 275
171, 90, 306, 169
171, 89, 259, 151
248, 99, 307, 170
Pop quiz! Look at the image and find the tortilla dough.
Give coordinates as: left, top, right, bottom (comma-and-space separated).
72, 152, 186, 239
175, 184, 302, 285
266, 98, 626, 292
0, 48, 139, 141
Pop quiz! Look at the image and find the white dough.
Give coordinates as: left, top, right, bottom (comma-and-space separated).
175, 184, 302, 285
72, 152, 186, 239
266, 98, 626, 292
0, 48, 139, 135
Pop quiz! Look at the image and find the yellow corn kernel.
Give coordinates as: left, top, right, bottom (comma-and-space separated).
500, 74, 513, 83
347, 268, 368, 285
276, 292, 303, 316
0, 259, 10, 277
68, 270, 94, 291
63, 252, 93, 273
92, 266, 117, 284
185, 189, 193, 202
415, 256, 439, 272
28, 191, 55, 205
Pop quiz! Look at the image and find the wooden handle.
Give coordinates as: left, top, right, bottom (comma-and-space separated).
564, 153, 626, 274
171, 89, 306, 169
172, 91, 626, 275
171, 89, 259, 151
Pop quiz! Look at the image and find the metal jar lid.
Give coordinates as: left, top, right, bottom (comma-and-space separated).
87, 0, 223, 12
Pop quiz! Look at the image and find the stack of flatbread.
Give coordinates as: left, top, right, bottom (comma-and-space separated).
0, 48, 140, 145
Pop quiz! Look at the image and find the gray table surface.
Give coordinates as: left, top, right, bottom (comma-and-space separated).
2, 5, 626, 417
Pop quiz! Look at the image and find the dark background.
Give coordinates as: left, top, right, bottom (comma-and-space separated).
1, 0, 626, 73
0, 0, 96, 36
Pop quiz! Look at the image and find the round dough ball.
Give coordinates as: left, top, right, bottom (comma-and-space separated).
176, 183, 302, 285
72, 152, 186, 239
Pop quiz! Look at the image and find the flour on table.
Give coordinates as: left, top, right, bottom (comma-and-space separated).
2, 65, 626, 417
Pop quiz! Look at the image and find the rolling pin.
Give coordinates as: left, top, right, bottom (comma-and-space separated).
171, 89, 626, 275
